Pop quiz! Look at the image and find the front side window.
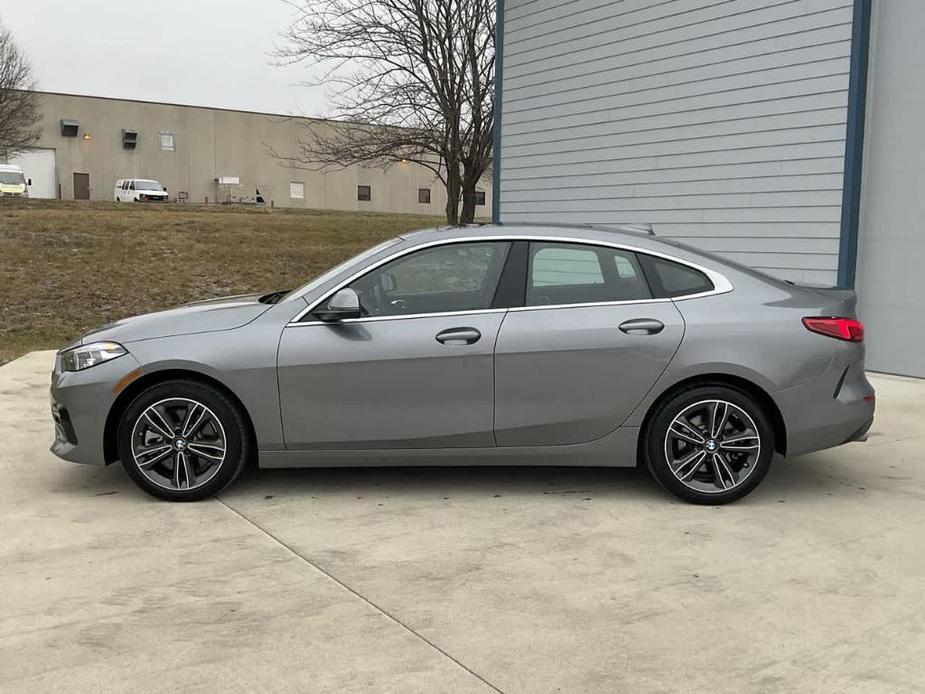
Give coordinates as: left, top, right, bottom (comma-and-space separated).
418, 188, 431, 204
159, 131, 176, 151
290, 182, 305, 199
527, 242, 651, 306
358, 185, 371, 201
348, 242, 511, 317
475, 190, 486, 206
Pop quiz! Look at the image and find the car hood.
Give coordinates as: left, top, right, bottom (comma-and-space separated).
79, 293, 273, 344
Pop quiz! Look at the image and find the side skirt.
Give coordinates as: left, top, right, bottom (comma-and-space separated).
260, 426, 639, 469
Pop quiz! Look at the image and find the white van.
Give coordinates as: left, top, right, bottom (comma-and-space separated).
0, 165, 30, 197
114, 179, 169, 202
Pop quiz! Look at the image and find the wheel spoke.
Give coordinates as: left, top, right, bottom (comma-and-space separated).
187, 443, 224, 461
183, 406, 209, 438
712, 453, 737, 489
710, 401, 729, 439
143, 411, 173, 440
173, 451, 192, 489
669, 419, 705, 445
137, 446, 172, 469
675, 450, 707, 481
721, 434, 760, 451
180, 403, 202, 437
710, 453, 730, 490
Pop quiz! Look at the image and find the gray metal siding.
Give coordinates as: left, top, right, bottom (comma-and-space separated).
854, 0, 925, 376
499, 0, 855, 284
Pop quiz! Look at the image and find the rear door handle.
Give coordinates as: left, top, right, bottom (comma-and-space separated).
435, 327, 481, 345
619, 318, 665, 335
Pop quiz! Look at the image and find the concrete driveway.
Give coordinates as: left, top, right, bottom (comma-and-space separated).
1, 351, 923, 693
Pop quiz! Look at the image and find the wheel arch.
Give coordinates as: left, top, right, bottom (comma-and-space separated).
637, 373, 787, 460
103, 368, 258, 465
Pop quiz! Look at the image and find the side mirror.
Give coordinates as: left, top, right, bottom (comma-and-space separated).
314, 288, 361, 321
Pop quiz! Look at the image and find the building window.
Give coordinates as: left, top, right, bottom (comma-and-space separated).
159, 131, 176, 151
358, 185, 371, 201
475, 190, 486, 206
289, 182, 305, 199
418, 188, 431, 204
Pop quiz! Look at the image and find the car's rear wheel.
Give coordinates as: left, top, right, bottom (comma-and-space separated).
117, 380, 250, 501
644, 385, 773, 505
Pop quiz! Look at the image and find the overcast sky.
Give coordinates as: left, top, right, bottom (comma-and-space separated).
1, 0, 330, 115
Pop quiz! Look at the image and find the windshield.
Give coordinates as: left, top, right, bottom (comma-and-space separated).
135, 180, 163, 191
280, 237, 403, 303
0, 172, 25, 185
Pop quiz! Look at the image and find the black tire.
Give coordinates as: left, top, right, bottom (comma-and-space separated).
117, 380, 251, 501
643, 385, 774, 505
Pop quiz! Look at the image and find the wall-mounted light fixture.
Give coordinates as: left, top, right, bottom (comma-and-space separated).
82, 133, 93, 141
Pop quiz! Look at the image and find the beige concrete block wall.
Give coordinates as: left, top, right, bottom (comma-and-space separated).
33, 92, 492, 217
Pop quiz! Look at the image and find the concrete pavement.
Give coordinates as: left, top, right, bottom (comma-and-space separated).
1, 351, 923, 693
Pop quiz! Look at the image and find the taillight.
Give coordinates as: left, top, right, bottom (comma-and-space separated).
802, 317, 864, 342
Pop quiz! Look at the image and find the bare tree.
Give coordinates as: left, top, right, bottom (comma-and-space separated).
0, 20, 41, 157
275, 0, 495, 224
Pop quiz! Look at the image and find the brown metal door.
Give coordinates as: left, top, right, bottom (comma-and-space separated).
73, 173, 90, 200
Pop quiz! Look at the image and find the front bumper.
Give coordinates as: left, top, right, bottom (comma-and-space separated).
49, 352, 142, 465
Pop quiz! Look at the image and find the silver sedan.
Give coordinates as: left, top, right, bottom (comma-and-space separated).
50, 224, 875, 504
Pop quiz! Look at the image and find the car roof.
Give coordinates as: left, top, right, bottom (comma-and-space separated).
400, 222, 676, 255
397, 222, 783, 290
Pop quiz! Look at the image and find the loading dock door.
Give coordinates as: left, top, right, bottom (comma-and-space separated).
8, 148, 57, 199
73, 173, 90, 200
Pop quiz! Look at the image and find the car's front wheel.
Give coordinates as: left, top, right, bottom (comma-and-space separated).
117, 380, 250, 501
644, 385, 774, 505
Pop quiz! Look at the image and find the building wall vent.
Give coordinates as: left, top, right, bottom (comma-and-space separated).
122, 129, 138, 149
60, 119, 79, 137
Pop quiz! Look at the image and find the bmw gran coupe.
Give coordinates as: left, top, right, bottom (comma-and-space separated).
50, 224, 875, 504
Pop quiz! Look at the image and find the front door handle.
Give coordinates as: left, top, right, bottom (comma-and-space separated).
435, 327, 481, 345
619, 318, 665, 335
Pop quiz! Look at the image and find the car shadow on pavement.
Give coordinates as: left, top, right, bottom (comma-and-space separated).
47, 453, 868, 505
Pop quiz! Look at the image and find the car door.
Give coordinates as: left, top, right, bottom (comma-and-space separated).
277, 240, 512, 450
494, 241, 685, 446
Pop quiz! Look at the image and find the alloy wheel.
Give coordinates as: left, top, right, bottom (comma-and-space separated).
130, 397, 227, 491
663, 399, 761, 494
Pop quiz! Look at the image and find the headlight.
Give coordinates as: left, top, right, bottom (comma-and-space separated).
60, 342, 128, 372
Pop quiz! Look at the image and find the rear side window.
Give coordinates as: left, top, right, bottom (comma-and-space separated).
639, 255, 714, 298
527, 242, 651, 306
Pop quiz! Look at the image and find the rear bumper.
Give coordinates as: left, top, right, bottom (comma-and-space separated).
774, 353, 875, 457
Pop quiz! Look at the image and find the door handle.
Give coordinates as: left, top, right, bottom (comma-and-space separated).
619, 318, 665, 335
435, 327, 481, 345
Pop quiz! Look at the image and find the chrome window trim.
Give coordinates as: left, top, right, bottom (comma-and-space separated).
287, 235, 733, 325
290, 307, 509, 328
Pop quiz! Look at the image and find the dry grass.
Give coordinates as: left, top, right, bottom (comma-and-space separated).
0, 200, 443, 364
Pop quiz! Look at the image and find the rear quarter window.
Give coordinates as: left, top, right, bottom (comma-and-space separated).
640, 255, 714, 298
